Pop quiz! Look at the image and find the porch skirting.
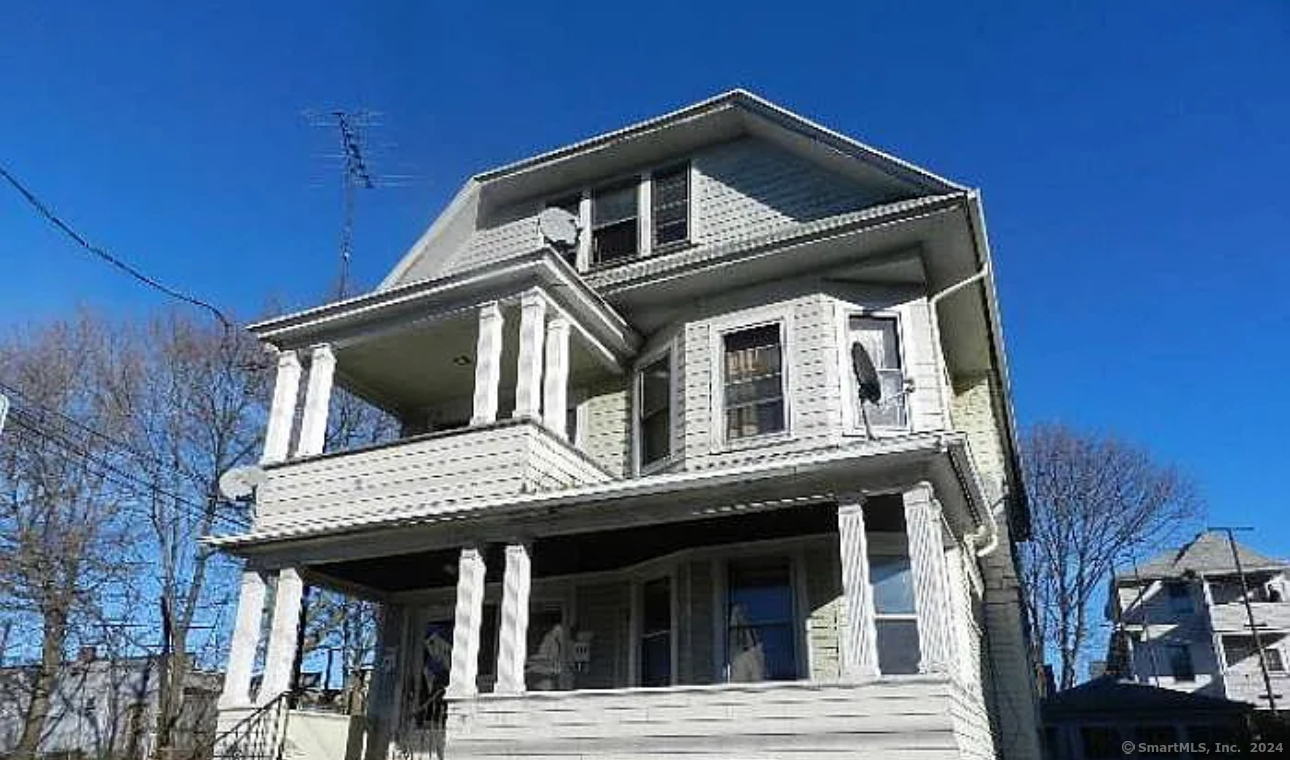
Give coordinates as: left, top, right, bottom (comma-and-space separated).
441, 676, 993, 760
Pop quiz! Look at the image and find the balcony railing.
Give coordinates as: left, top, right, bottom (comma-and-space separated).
253, 419, 613, 534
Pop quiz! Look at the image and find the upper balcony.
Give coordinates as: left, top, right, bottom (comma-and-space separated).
245, 252, 640, 536
1209, 601, 1290, 634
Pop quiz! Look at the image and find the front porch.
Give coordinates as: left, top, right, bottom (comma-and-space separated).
212, 462, 999, 759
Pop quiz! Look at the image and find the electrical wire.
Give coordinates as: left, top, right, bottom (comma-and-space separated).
5, 409, 250, 532
0, 162, 233, 330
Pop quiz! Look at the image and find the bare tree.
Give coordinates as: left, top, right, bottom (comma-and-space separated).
0, 315, 142, 759
1019, 423, 1203, 690
99, 310, 270, 754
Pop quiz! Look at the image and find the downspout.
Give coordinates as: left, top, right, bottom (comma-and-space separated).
929, 194, 995, 557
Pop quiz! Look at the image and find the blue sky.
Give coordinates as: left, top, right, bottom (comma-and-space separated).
2, 0, 1288, 582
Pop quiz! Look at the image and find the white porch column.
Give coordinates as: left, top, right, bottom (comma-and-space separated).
258, 568, 304, 703
838, 493, 880, 678
446, 547, 487, 698
219, 569, 267, 708
495, 542, 532, 695
513, 291, 547, 420
470, 302, 505, 426
904, 482, 954, 674
261, 350, 302, 465
294, 345, 335, 457
542, 316, 571, 438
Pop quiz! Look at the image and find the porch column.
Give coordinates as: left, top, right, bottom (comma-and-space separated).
542, 316, 571, 438
219, 569, 267, 708
513, 291, 547, 420
904, 482, 954, 674
294, 344, 335, 457
261, 350, 302, 465
258, 567, 304, 703
495, 542, 532, 694
446, 547, 487, 698
470, 301, 505, 425
838, 493, 880, 678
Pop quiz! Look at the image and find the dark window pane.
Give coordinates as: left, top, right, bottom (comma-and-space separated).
723, 325, 784, 439
875, 619, 920, 675
641, 577, 671, 687
724, 324, 780, 354
641, 357, 670, 415
641, 633, 671, 687
652, 166, 688, 248
1080, 727, 1122, 759
1168, 643, 1195, 681
641, 412, 670, 465
640, 355, 671, 465
728, 623, 797, 681
526, 609, 566, 691
725, 375, 784, 406
593, 220, 637, 263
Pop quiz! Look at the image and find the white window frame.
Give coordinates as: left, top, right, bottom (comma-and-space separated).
708, 305, 795, 451
866, 532, 921, 675
632, 339, 680, 475
837, 306, 912, 436
548, 161, 694, 273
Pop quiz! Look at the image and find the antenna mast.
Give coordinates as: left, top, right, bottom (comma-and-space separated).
307, 109, 377, 300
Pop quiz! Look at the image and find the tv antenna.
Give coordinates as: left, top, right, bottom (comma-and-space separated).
305, 109, 378, 300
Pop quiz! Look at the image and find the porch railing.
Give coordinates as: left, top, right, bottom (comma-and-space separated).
183, 692, 292, 760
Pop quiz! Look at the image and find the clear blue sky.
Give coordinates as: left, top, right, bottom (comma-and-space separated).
3, 0, 1288, 573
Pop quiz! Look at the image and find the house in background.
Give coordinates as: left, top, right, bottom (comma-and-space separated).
1042, 676, 1252, 760
0, 651, 220, 760
207, 90, 1041, 759
1107, 531, 1290, 711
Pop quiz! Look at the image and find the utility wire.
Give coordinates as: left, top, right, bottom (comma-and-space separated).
0, 162, 233, 330
6, 409, 250, 532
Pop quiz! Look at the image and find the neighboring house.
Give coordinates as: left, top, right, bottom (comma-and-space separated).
0, 652, 220, 759
1107, 531, 1290, 711
1042, 676, 1251, 760
208, 90, 1041, 760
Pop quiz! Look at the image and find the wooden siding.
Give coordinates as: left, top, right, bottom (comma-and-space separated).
573, 581, 630, 690
693, 139, 892, 248
582, 382, 630, 477
1210, 601, 1290, 633
806, 547, 843, 681
254, 422, 610, 533
444, 678, 972, 759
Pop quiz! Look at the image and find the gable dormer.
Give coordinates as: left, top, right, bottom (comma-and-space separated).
382, 90, 963, 289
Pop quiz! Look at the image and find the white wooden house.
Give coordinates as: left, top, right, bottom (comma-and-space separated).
208, 90, 1042, 760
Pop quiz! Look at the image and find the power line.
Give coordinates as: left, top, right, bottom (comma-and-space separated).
0, 162, 233, 329
5, 408, 250, 532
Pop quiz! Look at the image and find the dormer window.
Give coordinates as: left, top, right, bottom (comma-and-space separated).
592, 182, 639, 264
652, 164, 690, 249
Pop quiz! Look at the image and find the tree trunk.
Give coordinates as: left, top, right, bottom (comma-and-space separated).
14, 607, 68, 759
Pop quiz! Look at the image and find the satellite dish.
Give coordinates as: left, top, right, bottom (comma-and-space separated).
219, 465, 266, 501
851, 342, 882, 405
537, 207, 580, 251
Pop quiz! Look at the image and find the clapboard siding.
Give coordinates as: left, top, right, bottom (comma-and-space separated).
582, 382, 630, 477
254, 421, 610, 532
679, 560, 716, 685
693, 139, 890, 247
442, 199, 542, 277
573, 581, 630, 690
445, 678, 965, 759
806, 548, 843, 681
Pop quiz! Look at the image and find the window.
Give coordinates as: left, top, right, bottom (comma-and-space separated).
652, 164, 689, 248
638, 353, 671, 467
871, 555, 921, 674
722, 324, 785, 440
1167, 643, 1195, 681
640, 577, 672, 687
849, 315, 907, 428
1165, 581, 1193, 614
1135, 725, 1182, 757
726, 557, 797, 681
1079, 726, 1122, 759
592, 182, 638, 264
1224, 637, 1284, 671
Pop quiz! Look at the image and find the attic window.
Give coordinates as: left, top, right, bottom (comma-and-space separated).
652, 164, 689, 249
592, 182, 639, 264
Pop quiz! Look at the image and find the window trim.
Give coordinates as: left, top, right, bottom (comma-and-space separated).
838, 306, 912, 436
708, 305, 795, 451
632, 339, 680, 475
548, 161, 694, 273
